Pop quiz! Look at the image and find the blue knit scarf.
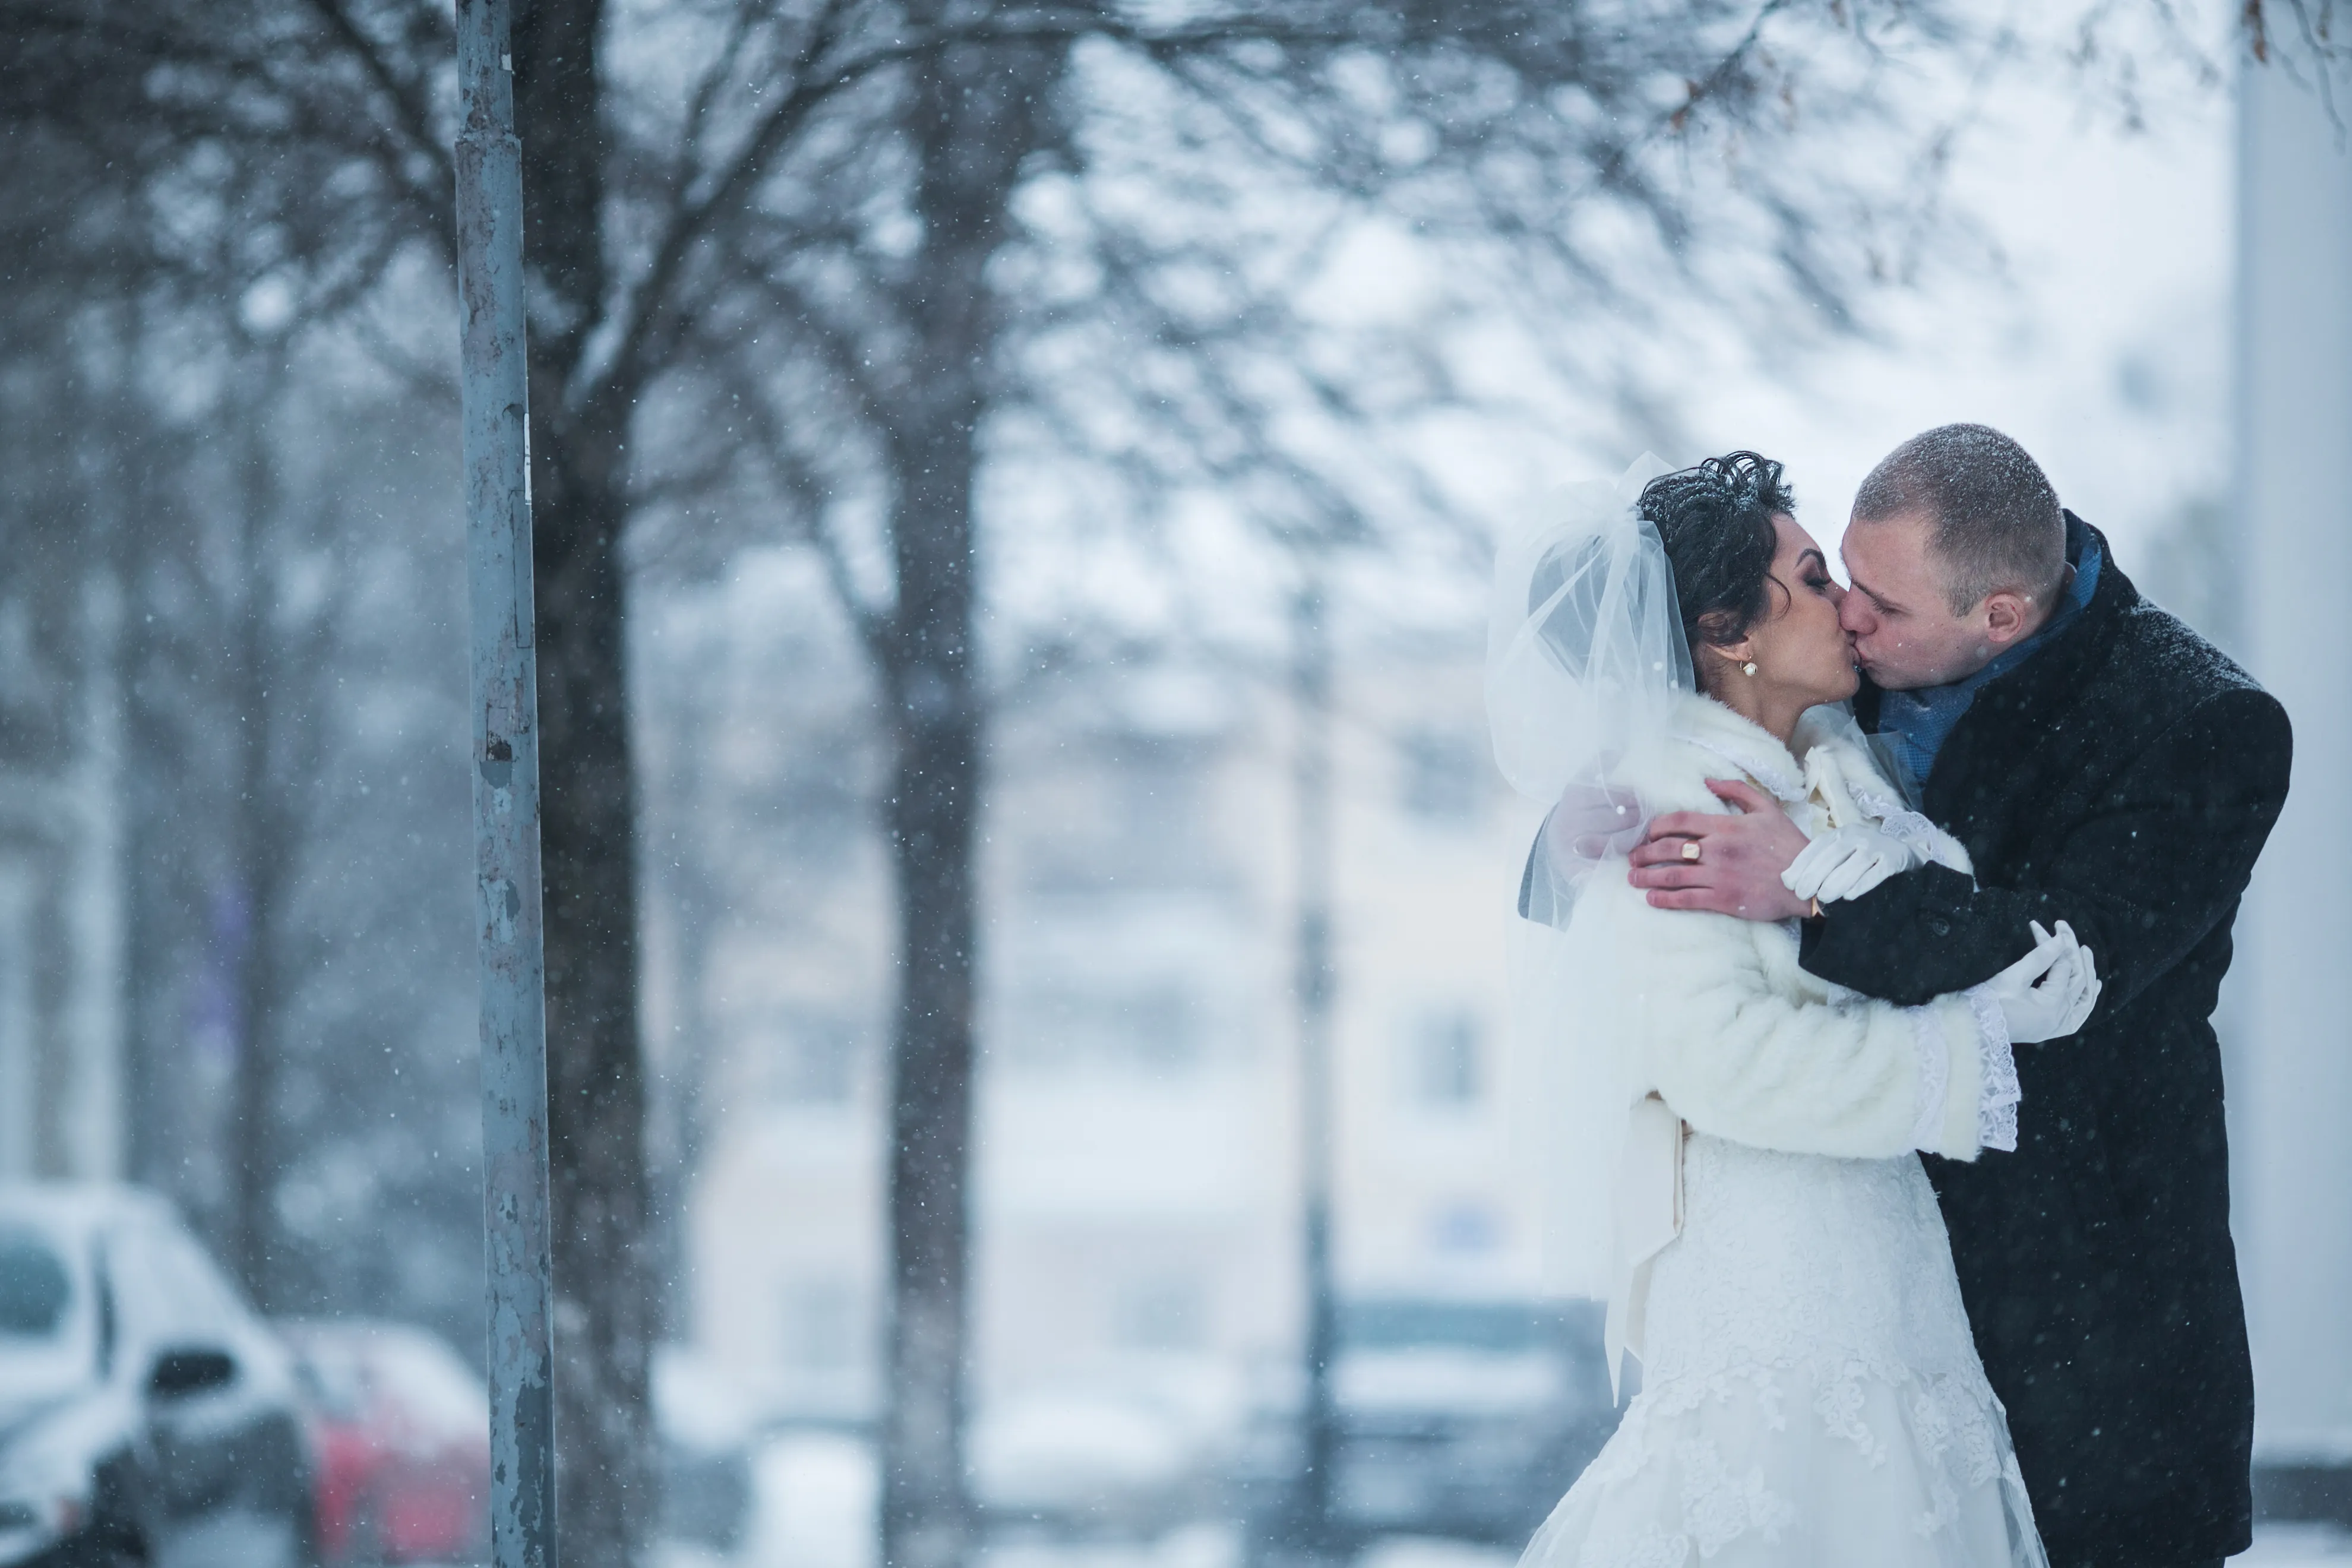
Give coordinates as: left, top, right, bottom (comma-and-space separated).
1874, 519, 2102, 797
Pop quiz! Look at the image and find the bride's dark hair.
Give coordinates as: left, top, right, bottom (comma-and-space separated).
1637, 451, 1794, 657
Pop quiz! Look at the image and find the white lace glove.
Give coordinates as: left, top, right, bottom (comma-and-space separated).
1980, 920, 2101, 1044
1781, 823, 1921, 905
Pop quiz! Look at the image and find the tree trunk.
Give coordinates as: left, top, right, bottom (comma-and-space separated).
531, 423, 653, 1568
880, 26, 1065, 1568
511, 5, 657, 1566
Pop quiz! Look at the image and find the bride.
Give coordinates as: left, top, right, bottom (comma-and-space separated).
1487, 454, 2098, 1567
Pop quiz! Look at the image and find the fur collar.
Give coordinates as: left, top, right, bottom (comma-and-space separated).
1664, 694, 1938, 855
1668, 693, 1808, 804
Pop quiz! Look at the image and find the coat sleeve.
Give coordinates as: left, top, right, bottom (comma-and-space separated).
1801, 688, 2293, 1012
1598, 878, 1991, 1162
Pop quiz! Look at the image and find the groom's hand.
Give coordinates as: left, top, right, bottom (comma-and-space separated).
1627, 779, 1813, 921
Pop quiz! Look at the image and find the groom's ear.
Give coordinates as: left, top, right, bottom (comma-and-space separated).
1981, 589, 2033, 649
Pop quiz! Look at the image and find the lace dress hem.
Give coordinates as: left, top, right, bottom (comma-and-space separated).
1520, 1355, 2044, 1568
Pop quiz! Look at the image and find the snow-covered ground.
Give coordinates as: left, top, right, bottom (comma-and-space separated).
653, 1427, 2352, 1568
2242, 1525, 2352, 1564
1296, 1538, 2352, 1568
710, 1430, 880, 1568
1351, 1538, 1512, 1568
982, 1522, 1245, 1568
150, 1512, 306, 1568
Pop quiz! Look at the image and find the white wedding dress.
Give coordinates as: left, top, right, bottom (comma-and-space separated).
1512, 700, 2049, 1568
1488, 467, 2046, 1568
1519, 1133, 2044, 1568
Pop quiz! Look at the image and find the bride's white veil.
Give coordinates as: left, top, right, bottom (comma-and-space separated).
1485, 456, 1689, 1298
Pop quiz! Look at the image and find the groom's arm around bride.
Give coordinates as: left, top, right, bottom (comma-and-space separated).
1629, 426, 2291, 1568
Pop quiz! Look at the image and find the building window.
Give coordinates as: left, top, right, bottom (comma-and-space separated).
782, 1278, 859, 1371
1403, 1007, 1483, 1108
1108, 738, 1203, 851
1120, 988, 1196, 1071
1428, 1201, 1502, 1257
1010, 985, 1200, 1074
771, 1020, 858, 1106
1112, 1276, 1205, 1352
1022, 735, 1225, 894
1399, 729, 1487, 826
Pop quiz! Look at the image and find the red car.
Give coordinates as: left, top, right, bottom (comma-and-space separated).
278, 1320, 491, 1565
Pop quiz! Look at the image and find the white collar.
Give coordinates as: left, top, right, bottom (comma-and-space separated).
1670, 694, 1807, 805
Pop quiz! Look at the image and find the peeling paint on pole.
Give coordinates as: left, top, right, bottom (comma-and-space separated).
454, 3, 557, 1567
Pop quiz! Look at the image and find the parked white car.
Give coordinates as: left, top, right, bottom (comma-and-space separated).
0, 1185, 312, 1568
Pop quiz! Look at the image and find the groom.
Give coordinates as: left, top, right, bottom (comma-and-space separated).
1625, 425, 2291, 1568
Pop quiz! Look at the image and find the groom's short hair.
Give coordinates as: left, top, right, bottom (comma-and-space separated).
1851, 424, 2065, 615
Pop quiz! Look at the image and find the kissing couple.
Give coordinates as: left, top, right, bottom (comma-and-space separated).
1487, 426, 2291, 1568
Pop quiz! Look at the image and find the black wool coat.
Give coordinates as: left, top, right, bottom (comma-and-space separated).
1803, 515, 2292, 1568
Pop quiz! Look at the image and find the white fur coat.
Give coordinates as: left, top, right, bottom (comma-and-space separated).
1583, 693, 1997, 1165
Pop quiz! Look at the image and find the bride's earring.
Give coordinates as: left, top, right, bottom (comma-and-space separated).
1742, 660, 1758, 677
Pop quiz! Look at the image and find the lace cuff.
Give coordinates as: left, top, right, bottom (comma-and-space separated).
1905, 1006, 1950, 1152
1872, 807, 1972, 874
1963, 984, 2021, 1153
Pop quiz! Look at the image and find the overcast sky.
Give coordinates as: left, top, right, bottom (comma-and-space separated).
1680, 59, 2234, 570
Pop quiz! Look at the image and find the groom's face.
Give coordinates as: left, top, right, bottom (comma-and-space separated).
1837, 513, 2000, 691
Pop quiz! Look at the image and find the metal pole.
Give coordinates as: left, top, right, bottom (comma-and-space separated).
454, 7, 557, 1568
1288, 573, 1341, 1558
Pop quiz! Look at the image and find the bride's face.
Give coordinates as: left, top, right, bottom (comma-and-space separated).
1705, 515, 1861, 710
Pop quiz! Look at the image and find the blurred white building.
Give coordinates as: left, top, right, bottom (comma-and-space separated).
669, 570, 1547, 1433
2231, 44, 2352, 1512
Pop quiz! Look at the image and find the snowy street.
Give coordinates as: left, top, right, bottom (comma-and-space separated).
641, 1433, 2352, 1568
